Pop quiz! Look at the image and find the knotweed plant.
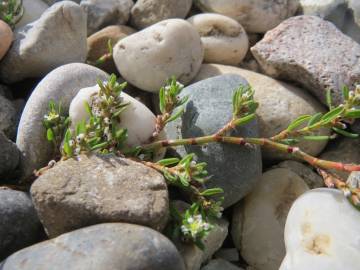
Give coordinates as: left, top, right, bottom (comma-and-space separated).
41, 75, 360, 248
0, 0, 23, 27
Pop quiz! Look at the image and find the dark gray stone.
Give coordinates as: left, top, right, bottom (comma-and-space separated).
0, 190, 42, 260
0, 132, 20, 178
201, 259, 244, 270
0, 223, 185, 270
251, 15, 360, 106
165, 74, 262, 208
30, 154, 169, 237
0, 95, 17, 139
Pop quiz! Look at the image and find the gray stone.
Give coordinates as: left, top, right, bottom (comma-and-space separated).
251, 15, 360, 106
320, 137, 360, 180
0, 1, 87, 83
0, 190, 42, 260
130, 0, 193, 29
214, 248, 240, 262
194, 0, 299, 33
1, 223, 185, 270
30, 154, 169, 237
80, 0, 133, 35
232, 168, 309, 270
347, 171, 360, 188
165, 74, 262, 208
0, 132, 20, 178
15, 0, 49, 29
276, 160, 324, 188
352, 120, 360, 134
16, 63, 108, 180
0, 94, 17, 139
202, 259, 244, 270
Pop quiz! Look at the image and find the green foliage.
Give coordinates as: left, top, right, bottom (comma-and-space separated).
0, 0, 23, 27
232, 85, 258, 127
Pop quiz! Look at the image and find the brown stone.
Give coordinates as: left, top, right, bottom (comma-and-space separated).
0, 20, 13, 60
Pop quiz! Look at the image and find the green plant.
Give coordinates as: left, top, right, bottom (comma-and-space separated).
0, 0, 23, 27
42, 75, 360, 249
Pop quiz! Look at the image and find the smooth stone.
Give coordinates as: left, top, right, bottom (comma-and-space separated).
1, 223, 185, 270
165, 74, 262, 208
0, 1, 87, 83
201, 259, 244, 270
251, 15, 360, 106
113, 19, 204, 93
80, 0, 134, 35
15, 0, 49, 29
130, 0, 193, 29
16, 63, 108, 180
69, 84, 164, 148
0, 94, 17, 139
320, 137, 360, 180
347, 171, 360, 188
0, 190, 42, 260
352, 120, 360, 134
194, 0, 299, 33
0, 20, 13, 61
30, 154, 169, 237
87, 25, 136, 73
0, 132, 20, 178
276, 160, 324, 188
187, 14, 248, 66
280, 189, 360, 270
174, 201, 228, 270
214, 248, 240, 262
193, 64, 330, 160
232, 168, 309, 270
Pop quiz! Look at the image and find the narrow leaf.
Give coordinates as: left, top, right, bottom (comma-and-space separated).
344, 109, 360, 119
287, 115, 312, 131
157, 158, 180, 166
165, 107, 185, 124
302, 135, 332, 141
200, 188, 224, 196
46, 128, 55, 141
342, 86, 350, 101
307, 112, 323, 127
321, 106, 344, 124
90, 142, 109, 151
159, 88, 166, 114
233, 113, 256, 127
332, 127, 359, 138
326, 89, 333, 109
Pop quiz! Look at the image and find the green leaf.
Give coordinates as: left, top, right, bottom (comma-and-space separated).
179, 154, 194, 167
200, 188, 224, 196
178, 96, 189, 106
287, 115, 312, 131
321, 106, 345, 124
163, 170, 177, 182
326, 89, 333, 109
307, 112, 323, 127
233, 113, 256, 127
165, 107, 185, 124
76, 120, 86, 136
46, 128, 55, 141
179, 174, 190, 187
107, 39, 113, 54
302, 135, 331, 141
159, 87, 166, 114
84, 101, 92, 116
332, 127, 359, 138
64, 128, 72, 142
280, 139, 299, 145
63, 142, 72, 156
113, 104, 129, 118
157, 158, 180, 166
342, 86, 350, 101
344, 109, 360, 119
90, 141, 109, 151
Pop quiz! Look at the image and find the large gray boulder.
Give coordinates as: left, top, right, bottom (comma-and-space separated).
0, 223, 185, 270
16, 63, 108, 180
0, 132, 20, 178
251, 15, 360, 106
165, 74, 262, 208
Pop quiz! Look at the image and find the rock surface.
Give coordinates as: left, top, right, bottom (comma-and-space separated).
193, 64, 330, 160
15, 0, 49, 29
113, 19, 204, 93
194, 0, 299, 33
165, 74, 262, 208
0, 1, 87, 84
30, 154, 169, 237
87, 25, 136, 73
201, 259, 244, 270
80, 0, 134, 35
280, 189, 360, 270
187, 13, 248, 65
0, 94, 17, 139
0, 132, 20, 178
130, 0, 193, 29
232, 168, 309, 270
1, 223, 185, 270
0, 20, 13, 61
251, 15, 360, 106
0, 190, 42, 260
16, 63, 108, 179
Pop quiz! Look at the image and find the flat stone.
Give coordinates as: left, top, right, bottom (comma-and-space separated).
130, 0, 193, 29
0, 190, 42, 261
0, 1, 87, 83
193, 64, 330, 160
30, 154, 169, 237
232, 168, 309, 270
113, 19, 204, 93
0, 132, 20, 178
87, 25, 136, 73
251, 15, 360, 106
165, 74, 262, 208
0, 20, 13, 61
194, 0, 299, 33
16, 63, 108, 180
1, 223, 185, 270
80, 0, 133, 35
0, 94, 17, 139
280, 189, 360, 270
201, 259, 244, 270
187, 14, 249, 66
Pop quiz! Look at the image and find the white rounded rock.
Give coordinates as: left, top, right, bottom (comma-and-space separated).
187, 14, 248, 65
280, 188, 360, 270
194, 0, 300, 33
113, 19, 204, 93
69, 84, 165, 148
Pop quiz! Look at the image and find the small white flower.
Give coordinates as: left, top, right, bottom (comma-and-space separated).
187, 217, 194, 223
104, 117, 110, 124
76, 134, 85, 143
68, 139, 74, 147
176, 81, 184, 89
